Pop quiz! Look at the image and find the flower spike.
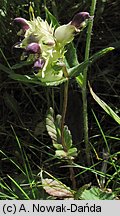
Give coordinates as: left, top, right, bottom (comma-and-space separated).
13, 11, 90, 83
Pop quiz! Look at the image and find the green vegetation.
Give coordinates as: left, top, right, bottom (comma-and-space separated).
0, 0, 120, 200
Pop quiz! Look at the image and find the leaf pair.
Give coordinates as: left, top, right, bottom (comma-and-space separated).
46, 107, 77, 159
3, 46, 114, 86
42, 176, 115, 200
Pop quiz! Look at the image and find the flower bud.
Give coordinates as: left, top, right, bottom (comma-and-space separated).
14, 17, 30, 30
55, 24, 75, 45
71, 12, 91, 29
34, 58, 45, 70
26, 43, 41, 54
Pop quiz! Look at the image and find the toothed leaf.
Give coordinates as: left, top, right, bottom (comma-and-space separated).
42, 178, 73, 198
68, 148, 78, 157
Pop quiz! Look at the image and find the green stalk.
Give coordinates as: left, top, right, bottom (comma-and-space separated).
61, 79, 76, 189
61, 67, 76, 189
82, 0, 97, 165
61, 78, 69, 151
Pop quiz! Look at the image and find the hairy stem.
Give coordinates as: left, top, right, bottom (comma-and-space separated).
82, 0, 97, 165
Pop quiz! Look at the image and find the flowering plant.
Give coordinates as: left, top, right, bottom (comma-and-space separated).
14, 10, 90, 84
8, 2, 117, 195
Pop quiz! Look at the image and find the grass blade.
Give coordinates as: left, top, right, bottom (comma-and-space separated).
89, 83, 120, 125
7, 175, 30, 200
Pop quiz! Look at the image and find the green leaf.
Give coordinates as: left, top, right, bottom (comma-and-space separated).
90, 47, 114, 63
53, 144, 63, 150
68, 60, 89, 78
46, 108, 76, 158
65, 43, 79, 68
68, 47, 114, 78
64, 125, 73, 150
45, 7, 59, 28
80, 187, 115, 200
55, 114, 62, 129
67, 148, 78, 157
55, 150, 67, 158
42, 178, 73, 198
46, 107, 57, 142
9, 73, 67, 86
46, 108, 62, 147
9, 73, 42, 84
55, 115, 62, 144
46, 107, 63, 145
42, 78, 67, 86
74, 183, 91, 200
89, 83, 120, 125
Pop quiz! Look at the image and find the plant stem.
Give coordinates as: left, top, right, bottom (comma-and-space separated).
69, 160, 76, 190
61, 68, 76, 189
61, 79, 69, 151
82, 0, 97, 165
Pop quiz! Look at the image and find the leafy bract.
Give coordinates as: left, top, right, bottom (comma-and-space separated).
69, 46, 114, 79
68, 60, 89, 78
65, 43, 79, 68
90, 47, 114, 63
45, 7, 59, 28
9, 73, 67, 86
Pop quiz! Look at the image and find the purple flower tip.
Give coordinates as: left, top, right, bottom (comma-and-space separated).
26, 43, 41, 54
14, 17, 29, 30
71, 12, 91, 29
34, 58, 45, 70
